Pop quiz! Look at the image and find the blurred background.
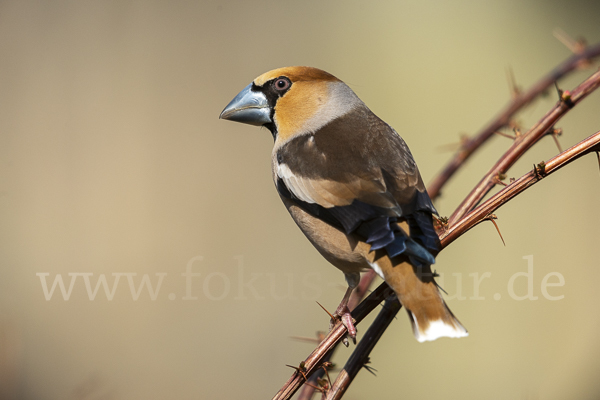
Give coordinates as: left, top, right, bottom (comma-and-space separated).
1, 0, 600, 399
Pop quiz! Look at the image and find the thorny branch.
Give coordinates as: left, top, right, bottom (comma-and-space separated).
271, 284, 393, 400
324, 296, 402, 400
427, 42, 600, 201
272, 43, 600, 400
440, 129, 600, 247
449, 67, 600, 224
295, 269, 377, 400
311, 128, 600, 400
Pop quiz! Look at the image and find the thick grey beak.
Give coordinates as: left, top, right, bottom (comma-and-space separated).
219, 83, 271, 126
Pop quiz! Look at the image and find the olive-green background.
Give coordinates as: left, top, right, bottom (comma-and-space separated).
1, 1, 599, 399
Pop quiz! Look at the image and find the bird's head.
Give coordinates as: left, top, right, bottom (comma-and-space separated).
219, 66, 362, 143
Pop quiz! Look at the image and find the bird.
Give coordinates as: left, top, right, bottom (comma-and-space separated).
219, 66, 467, 342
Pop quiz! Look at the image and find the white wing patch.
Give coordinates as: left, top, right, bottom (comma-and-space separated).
276, 161, 353, 208
277, 162, 316, 204
367, 260, 385, 279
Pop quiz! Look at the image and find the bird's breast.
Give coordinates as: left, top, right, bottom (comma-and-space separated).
277, 193, 373, 276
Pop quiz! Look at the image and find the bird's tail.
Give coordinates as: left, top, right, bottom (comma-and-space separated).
374, 255, 468, 342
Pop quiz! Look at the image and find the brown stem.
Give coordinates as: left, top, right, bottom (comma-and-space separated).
271, 283, 393, 400
441, 130, 600, 247
325, 296, 402, 400
448, 67, 600, 225
428, 43, 600, 201
296, 269, 378, 400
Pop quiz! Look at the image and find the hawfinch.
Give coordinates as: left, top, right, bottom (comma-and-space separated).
220, 66, 467, 342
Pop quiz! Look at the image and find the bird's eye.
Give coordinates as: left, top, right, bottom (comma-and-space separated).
274, 78, 290, 91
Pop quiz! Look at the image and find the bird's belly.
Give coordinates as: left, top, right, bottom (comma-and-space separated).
282, 198, 373, 276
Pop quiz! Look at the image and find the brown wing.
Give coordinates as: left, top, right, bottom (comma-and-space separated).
276, 106, 432, 216
275, 106, 439, 257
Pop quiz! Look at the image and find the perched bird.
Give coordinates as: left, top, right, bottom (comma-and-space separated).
220, 66, 467, 342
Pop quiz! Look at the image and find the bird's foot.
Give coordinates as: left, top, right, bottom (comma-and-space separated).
331, 304, 356, 345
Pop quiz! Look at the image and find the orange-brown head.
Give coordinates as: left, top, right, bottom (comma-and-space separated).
220, 66, 364, 146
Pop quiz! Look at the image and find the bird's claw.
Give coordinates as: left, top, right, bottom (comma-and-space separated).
341, 312, 357, 344
330, 304, 357, 344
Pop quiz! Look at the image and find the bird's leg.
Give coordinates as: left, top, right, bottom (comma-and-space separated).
331, 286, 357, 343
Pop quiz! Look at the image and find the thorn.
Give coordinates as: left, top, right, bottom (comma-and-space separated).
552, 127, 563, 138
342, 336, 349, 347
315, 377, 330, 392
494, 130, 517, 140
303, 383, 321, 394
363, 365, 378, 376
316, 378, 328, 386
316, 302, 335, 320
486, 214, 505, 246
596, 152, 600, 173
493, 172, 507, 186
551, 129, 564, 153
436, 142, 461, 153
363, 358, 378, 376
533, 161, 547, 180
321, 362, 334, 387
286, 361, 308, 380
436, 134, 469, 153
537, 161, 547, 177
506, 66, 522, 98
289, 336, 318, 344
290, 332, 326, 344
436, 215, 449, 225
435, 272, 449, 295
513, 127, 522, 138
433, 215, 448, 229
553, 28, 586, 55
321, 361, 335, 370
554, 81, 564, 101
432, 215, 449, 233
543, 126, 564, 152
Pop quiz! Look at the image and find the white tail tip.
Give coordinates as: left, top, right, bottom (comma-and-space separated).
412, 316, 469, 343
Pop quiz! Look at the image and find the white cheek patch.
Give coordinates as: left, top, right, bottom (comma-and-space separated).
277, 162, 316, 204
